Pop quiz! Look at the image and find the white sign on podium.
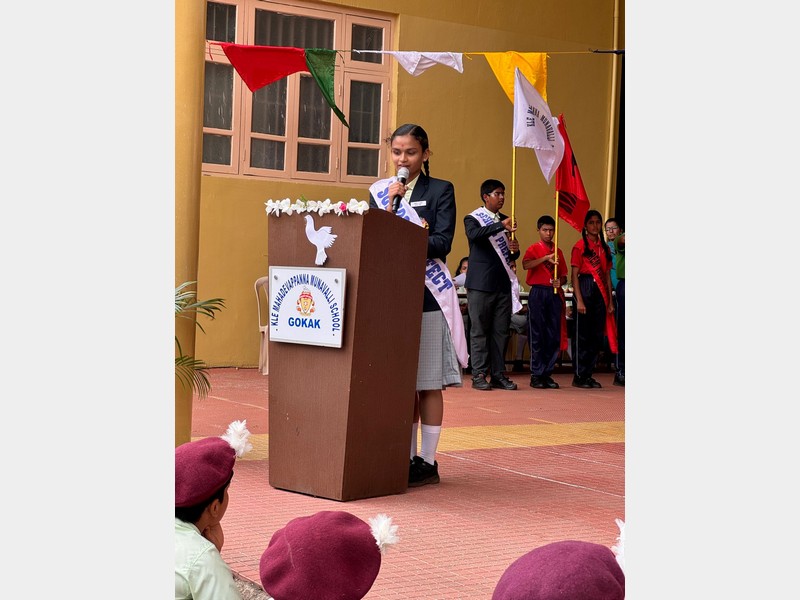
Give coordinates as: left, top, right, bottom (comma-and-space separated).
268, 266, 346, 348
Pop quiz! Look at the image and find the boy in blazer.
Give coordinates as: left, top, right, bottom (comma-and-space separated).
464, 179, 520, 391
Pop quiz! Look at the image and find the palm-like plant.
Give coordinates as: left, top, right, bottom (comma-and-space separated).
175, 281, 225, 399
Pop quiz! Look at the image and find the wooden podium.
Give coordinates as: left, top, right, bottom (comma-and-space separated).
267, 208, 427, 501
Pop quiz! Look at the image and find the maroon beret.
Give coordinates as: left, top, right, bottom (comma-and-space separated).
492, 540, 625, 600
175, 420, 251, 507
260, 511, 388, 600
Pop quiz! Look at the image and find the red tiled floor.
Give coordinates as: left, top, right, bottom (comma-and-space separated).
192, 367, 624, 599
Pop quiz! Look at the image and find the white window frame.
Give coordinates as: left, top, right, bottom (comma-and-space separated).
203, 0, 393, 185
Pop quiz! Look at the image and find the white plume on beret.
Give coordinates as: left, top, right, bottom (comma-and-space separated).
368, 514, 399, 554
220, 420, 253, 457
611, 518, 625, 572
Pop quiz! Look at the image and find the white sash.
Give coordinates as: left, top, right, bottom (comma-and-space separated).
469, 207, 522, 313
370, 177, 469, 368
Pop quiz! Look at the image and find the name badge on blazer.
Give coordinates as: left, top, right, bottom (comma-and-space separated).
410, 200, 426, 207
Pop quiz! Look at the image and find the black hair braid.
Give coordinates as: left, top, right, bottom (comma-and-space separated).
423, 158, 430, 177
599, 238, 612, 262
581, 228, 592, 258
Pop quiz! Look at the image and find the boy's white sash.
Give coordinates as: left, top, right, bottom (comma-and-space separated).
370, 177, 468, 368
468, 207, 522, 313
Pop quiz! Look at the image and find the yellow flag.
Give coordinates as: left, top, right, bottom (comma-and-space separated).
481, 52, 548, 103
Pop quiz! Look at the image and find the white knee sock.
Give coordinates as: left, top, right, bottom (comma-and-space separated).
410, 422, 419, 459
419, 424, 442, 465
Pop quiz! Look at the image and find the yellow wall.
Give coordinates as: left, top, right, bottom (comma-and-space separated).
190, 0, 624, 367
175, 0, 209, 443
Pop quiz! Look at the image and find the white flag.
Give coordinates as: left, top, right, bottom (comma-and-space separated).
354, 51, 464, 76
512, 67, 564, 183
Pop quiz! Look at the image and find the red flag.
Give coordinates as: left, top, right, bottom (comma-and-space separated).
216, 43, 349, 127
555, 115, 590, 231
218, 43, 308, 92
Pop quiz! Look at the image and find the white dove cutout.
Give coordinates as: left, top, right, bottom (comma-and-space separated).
304, 214, 337, 265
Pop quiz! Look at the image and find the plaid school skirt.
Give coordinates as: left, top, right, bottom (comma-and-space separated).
416, 310, 463, 391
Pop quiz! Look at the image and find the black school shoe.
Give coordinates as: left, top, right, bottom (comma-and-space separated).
472, 374, 492, 391
572, 375, 593, 388
587, 377, 602, 388
409, 458, 440, 487
613, 374, 625, 387
544, 375, 560, 389
490, 375, 518, 390
410, 455, 424, 477
530, 375, 548, 389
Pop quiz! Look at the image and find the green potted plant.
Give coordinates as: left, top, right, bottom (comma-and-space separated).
175, 281, 225, 399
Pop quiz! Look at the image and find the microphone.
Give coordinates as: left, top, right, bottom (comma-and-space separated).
391, 167, 410, 212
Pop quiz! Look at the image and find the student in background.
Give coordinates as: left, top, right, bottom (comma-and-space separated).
508, 261, 529, 373
602, 217, 622, 371
570, 210, 615, 389
521, 215, 568, 389
453, 256, 472, 375
464, 178, 521, 392
604, 218, 621, 290
613, 228, 625, 387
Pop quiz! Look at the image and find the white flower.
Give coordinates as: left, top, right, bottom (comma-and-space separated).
316, 199, 333, 216
276, 198, 291, 216
266, 198, 290, 217
289, 199, 306, 214
265, 197, 368, 216
348, 199, 369, 215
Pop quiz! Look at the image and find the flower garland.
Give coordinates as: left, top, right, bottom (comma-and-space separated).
265, 197, 370, 217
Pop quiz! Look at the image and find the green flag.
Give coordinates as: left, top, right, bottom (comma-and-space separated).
305, 49, 349, 128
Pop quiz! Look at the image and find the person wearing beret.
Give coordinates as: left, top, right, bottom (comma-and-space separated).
492, 525, 625, 600
175, 420, 252, 600
259, 510, 399, 600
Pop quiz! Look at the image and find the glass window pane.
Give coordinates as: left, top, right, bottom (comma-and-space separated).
206, 2, 236, 43
252, 79, 287, 136
204, 62, 234, 130
251, 139, 285, 170
203, 133, 232, 165
347, 80, 381, 144
347, 148, 378, 177
297, 143, 329, 173
254, 9, 333, 48
351, 25, 383, 63
298, 76, 331, 140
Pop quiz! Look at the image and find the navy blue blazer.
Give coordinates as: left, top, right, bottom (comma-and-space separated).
463, 210, 520, 293
370, 173, 457, 311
